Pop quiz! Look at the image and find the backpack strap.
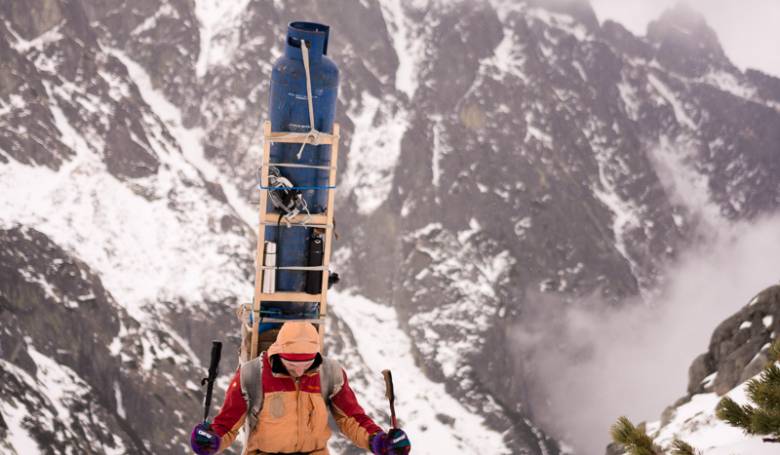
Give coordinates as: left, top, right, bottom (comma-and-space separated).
319, 356, 344, 406
239, 355, 264, 439
239, 354, 343, 436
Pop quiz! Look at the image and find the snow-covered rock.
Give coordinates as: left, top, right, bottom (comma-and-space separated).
640, 286, 780, 454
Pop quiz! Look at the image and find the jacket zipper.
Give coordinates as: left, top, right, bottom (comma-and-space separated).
295, 377, 302, 452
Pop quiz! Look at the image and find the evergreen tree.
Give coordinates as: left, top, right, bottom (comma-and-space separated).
716, 340, 780, 442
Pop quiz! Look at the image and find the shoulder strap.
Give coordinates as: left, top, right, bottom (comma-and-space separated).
319, 356, 344, 406
239, 356, 264, 434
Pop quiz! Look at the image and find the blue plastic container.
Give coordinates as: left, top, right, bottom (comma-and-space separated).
263, 22, 339, 322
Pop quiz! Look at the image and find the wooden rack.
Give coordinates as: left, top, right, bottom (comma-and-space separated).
249, 121, 339, 359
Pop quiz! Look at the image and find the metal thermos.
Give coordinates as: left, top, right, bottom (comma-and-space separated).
262, 241, 277, 294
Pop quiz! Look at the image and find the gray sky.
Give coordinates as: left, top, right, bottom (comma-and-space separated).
589, 0, 780, 77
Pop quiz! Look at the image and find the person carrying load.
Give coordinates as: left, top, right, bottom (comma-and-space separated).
190, 321, 411, 454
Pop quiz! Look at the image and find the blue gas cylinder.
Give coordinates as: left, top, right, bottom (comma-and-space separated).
265, 22, 339, 311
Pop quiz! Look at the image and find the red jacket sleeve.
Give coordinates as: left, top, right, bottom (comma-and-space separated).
210, 369, 247, 438
330, 369, 382, 448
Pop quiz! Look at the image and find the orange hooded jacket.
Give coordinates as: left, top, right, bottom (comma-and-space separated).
211, 322, 382, 454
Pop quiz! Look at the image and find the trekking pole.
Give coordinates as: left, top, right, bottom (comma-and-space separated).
381, 369, 398, 428
201, 340, 222, 423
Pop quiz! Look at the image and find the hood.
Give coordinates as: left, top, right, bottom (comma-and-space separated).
267, 321, 321, 357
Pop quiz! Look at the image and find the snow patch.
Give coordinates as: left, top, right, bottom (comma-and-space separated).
617, 78, 640, 121
430, 115, 452, 187
647, 135, 727, 230
647, 73, 697, 129
701, 70, 757, 100
525, 125, 553, 147
342, 91, 408, 215
514, 216, 532, 238
8, 22, 64, 53
487, 29, 529, 83
0, 364, 41, 453
527, 6, 590, 40
131, 3, 180, 37
378, 0, 426, 98
589, 125, 643, 285
18, 267, 75, 308
114, 381, 126, 419
653, 371, 778, 454
701, 372, 717, 388
194, 0, 252, 77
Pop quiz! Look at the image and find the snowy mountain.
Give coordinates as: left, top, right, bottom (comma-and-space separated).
1, 0, 779, 454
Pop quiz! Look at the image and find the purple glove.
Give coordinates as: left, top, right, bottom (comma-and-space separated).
190, 422, 220, 455
370, 429, 411, 454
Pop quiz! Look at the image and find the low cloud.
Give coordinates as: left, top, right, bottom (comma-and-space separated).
589, 0, 780, 77
511, 214, 780, 454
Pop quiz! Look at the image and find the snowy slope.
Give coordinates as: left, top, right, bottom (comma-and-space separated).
648, 380, 778, 455
329, 290, 511, 454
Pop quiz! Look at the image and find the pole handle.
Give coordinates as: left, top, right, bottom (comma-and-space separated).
202, 340, 223, 422
382, 369, 398, 429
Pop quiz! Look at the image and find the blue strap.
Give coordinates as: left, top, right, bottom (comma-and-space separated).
258, 185, 336, 190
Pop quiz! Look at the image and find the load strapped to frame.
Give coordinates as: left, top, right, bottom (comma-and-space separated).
238, 21, 340, 362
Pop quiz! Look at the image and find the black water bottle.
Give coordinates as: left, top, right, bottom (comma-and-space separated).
306, 232, 324, 294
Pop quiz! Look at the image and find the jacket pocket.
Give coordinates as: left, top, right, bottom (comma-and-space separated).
305, 392, 330, 445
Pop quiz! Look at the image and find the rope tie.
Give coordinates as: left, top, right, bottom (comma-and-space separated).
296, 41, 320, 159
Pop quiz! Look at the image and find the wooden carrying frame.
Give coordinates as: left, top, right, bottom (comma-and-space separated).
247, 121, 339, 360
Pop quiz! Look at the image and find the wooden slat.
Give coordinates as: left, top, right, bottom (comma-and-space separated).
255, 292, 321, 303
319, 123, 340, 321
261, 212, 328, 226
250, 121, 273, 360
268, 131, 338, 145
259, 317, 326, 324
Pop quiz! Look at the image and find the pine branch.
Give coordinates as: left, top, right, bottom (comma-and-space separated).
716, 397, 755, 432
714, 338, 780, 440
763, 364, 780, 385
750, 409, 780, 437
610, 416, 662, 455
768, 340, 780, 363
746, 369, 780, 413
670, 438, 701, 455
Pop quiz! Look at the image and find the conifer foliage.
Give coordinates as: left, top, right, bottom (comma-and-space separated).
610, 416, 701, 455
716, 341, 780, 442
611, 416, 661, 455
669, 439, 700, 455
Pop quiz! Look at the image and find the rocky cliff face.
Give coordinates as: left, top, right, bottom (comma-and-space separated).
0, 226, 203, 453
1, 0, 779, 453
685, 286, 780, 399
